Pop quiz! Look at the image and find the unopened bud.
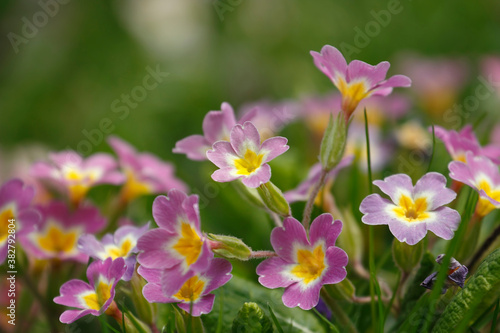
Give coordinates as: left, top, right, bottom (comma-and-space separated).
320, 112, 347, 171
392, 239, 423, 273
257, 181, 290, 217
208, 234, 253, 261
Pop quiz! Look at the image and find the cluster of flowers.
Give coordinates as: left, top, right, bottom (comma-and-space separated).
3, 45, 500, 331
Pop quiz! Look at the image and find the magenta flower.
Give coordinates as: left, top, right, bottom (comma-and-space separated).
21, 201, 106, 262
78, 223, 149, 281
360, 173, 460, 245
31, 151, 124, 206
449, 152, 500, 217
207, 121, 289, 188
284, 156, 353, 203
138, 258, 232, 316
0, 179, 40, 263
257, 214, 348, 310
173, 102, 239, 161
434, 125, 500, 164
310, 45, 411, 119
54, 257, 126, 323
137, 189, 212, 276
108, 136, 187, 202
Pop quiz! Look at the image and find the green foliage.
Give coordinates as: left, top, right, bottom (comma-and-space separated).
231, 302, 273, 333
432, 248, 500, 332
203, 276, 325, 332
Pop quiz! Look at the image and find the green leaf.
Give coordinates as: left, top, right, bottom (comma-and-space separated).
203, 276, 326, 332
231, 302, 273, 333
432, 248, 500, 332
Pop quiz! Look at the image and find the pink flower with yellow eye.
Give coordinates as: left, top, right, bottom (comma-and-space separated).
434, 125, 500, 164
360, 173, 460, 245
257, 214, 348, 310
108, 136, 187, 203
21, 201, 106, 262
138, 258, 232, 316
137, 189, 212, 277
310, 45, 411, 120
206, 121, 289, 188
0, 179, 40, 264
449, 152, 500, 217
78, 223, 150, 281
31, 151, 124, 206
54, 257, 126, 323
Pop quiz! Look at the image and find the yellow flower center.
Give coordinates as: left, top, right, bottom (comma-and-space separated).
37, 223, 78, 254
234, 149, 264, 176
121, 169, 151, 202
105, 239, 133, 259
338, 78, 369, 115
173, 276, 205, 302
0, 207, 15, 243
172, 222, 203, 266
291, 245, 326, 285
475, 180, 500, 217
82, 281, 112, 310
392, 194, 430, 222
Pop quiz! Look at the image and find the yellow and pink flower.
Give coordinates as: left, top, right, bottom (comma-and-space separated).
54, 257, 126, 323
257, 214, 348, 310
360, 173, 460, 245
207, 121, 289, 188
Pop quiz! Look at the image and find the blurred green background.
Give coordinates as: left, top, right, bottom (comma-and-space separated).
0, 0, 499, 275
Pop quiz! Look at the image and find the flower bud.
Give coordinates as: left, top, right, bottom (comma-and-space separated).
257, 181, 290, 217
392, 239, 423, 273
320, 112, 347, 171
207, 233, 253, 261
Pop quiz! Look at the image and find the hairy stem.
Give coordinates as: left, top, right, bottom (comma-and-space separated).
302, 168, 328, 233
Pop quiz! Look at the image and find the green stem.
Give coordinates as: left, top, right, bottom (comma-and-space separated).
320, 288, 358, 333
302, 168, 328, 233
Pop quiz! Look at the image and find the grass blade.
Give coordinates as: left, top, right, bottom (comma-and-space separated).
267, 302, 285, 333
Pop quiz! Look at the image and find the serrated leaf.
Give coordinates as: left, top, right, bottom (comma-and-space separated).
432, 248, 500, 332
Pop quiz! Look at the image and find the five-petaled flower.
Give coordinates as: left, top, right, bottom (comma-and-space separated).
108, 136, 187, 203
138, 258, 232, 316
137, 189, 212, 276
360, 173, 460, 245
206, 121, 289, 188
0, 179, 40, 263
21, 201, 106, 262
256, 214, 348, 310
449, 152, 500, 217
31, 150, 125, 206
173, 102, 239, 161
79, 223, 150, 281
310, 45, 411, 120
434, 125, 500, 164
54, 257, 126, 323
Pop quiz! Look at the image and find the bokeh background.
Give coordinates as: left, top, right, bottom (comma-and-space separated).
1, 0, 500, 288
